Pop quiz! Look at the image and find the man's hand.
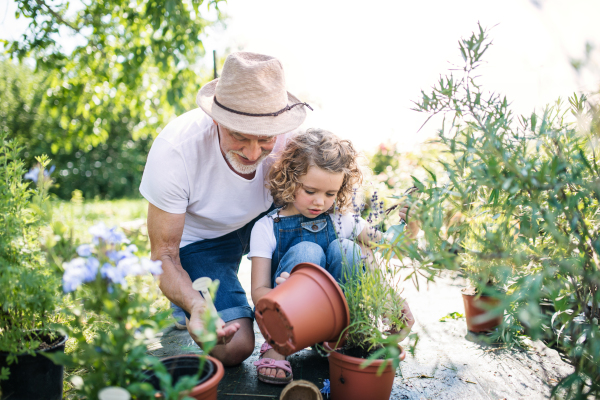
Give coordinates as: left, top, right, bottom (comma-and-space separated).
274, 271, 290, 286
187, 302, 240, 347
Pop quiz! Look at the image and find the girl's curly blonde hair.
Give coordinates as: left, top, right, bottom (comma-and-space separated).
268, 128, 363, 213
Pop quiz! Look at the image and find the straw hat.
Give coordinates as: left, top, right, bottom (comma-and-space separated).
196, 52, 312, 136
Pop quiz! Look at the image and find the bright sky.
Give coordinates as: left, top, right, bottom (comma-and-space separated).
2, 0, 600, 152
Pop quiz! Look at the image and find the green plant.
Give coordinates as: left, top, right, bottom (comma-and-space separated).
405, 24, 600, 398
46, 221, 222, 399
0, 133, 61, 377
337, 264, 409, 374
129, 280, 221, 400
46, 223, 170, 399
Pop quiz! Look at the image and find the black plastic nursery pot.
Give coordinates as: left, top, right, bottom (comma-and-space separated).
143, 354, 224, 400
0, 331, 68, 400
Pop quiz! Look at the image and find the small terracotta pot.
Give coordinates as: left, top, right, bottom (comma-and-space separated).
255, 262, 350, 356
280, 380, 323, 400
145, 354, 224, 400
461, 288, 503, 333
324, 343, 405, 400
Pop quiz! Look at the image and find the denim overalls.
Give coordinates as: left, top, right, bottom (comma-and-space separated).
267, 208, 363, 288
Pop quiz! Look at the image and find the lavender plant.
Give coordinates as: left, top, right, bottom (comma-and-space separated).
328, 190, 414, 374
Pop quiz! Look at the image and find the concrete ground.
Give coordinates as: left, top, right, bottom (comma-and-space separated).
147, 259, 574, 400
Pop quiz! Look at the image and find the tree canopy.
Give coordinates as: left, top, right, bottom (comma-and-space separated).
3, 0, 224, 153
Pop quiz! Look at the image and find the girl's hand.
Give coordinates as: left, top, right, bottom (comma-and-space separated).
398, 204, 420, 239
274, 271, 290, 285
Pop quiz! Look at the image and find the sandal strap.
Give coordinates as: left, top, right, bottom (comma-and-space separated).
259, 341, 273, 355
253, 358, 293, 375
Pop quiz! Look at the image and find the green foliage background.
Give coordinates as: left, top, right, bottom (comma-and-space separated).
2, 0, 224, 199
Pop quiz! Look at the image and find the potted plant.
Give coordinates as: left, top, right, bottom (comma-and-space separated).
409, 24, 600, 397
0, 136, 66, 400
323, 249, 411, 400
131, 278, 225, 400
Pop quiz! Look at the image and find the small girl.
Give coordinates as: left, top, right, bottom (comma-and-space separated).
248, 128, 407, 385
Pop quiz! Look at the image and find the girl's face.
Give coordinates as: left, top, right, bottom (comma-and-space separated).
290, 166, 344, 218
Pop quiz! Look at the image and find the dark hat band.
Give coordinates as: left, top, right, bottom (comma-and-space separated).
214, 96, 313, 117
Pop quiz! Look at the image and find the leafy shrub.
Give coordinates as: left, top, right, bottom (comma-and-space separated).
404, 24, 600, 398
1, 59, 153, 200
0, 133, 61, 371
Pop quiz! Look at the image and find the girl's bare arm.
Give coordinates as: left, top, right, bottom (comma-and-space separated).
251, 257, 274, 305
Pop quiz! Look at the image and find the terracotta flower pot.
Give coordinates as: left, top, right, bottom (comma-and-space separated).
0, 331, 68, 400
324, 343, 405, 400
461, 287, 503, 333
255, 262, 350, 356
144, 354, 224, 400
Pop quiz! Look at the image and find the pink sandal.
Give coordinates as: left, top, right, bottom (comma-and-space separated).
253, 342, 293, 385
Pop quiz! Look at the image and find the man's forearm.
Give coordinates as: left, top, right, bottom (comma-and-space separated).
158, 254, 205, 314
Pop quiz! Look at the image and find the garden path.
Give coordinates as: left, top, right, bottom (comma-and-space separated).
147, 260, 574, 400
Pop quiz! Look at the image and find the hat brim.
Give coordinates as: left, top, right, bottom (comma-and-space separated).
196, 79, 307, 136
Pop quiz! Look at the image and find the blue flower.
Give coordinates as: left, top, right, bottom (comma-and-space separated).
62, 258, 87, 293
24, 167, 40, 183
89, 222, 110, 243
101, 263, 128, 286
320, 379, 330, 397
106, 227, 130, 245
23, 166, 54, 183
141, 258, 163, 275
76, 244, 94, 257
118, 256, 143, 276
83, 257, 99, 282
89, 223, 130, 245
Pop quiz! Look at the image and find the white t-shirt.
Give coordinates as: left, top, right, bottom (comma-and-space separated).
139, 108, 291, 248
247, 212, 367, 260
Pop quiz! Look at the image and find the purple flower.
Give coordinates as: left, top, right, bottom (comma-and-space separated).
76, 244, 94, 257
141, 258, 163, 275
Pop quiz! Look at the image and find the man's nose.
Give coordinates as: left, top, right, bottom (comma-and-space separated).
243, 141, 262, 161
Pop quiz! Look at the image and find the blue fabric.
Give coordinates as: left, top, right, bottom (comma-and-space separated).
269, 210, 363, 287
176, 205, 274, 323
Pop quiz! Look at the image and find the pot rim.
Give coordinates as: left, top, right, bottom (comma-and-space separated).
323, 342, 405, 367
461, 286, 506, 297
187, 354, 225, 396
0, 329, 68, 356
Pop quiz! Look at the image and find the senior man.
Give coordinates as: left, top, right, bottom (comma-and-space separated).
140, 52, 312, 366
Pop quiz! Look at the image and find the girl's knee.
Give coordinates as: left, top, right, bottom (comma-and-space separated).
284, 241, 326, 266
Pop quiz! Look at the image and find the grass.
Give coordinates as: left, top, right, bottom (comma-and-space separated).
50, 196, 150, 255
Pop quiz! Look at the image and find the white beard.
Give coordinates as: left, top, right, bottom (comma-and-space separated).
226, 150, 270, 175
